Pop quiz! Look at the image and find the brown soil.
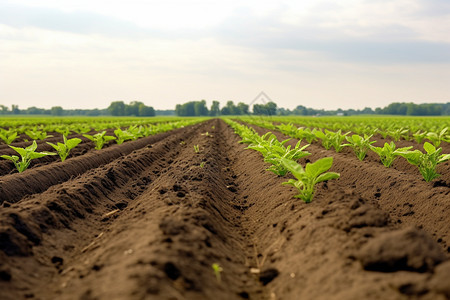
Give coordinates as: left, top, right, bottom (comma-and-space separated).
0, 119, 449, 300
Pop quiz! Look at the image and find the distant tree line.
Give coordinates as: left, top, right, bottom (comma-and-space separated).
0, 104, 108, 116
107, 101, 155, 116
1, 101, 448, 117
284, 102, 450, 116
0, 101, 156, 116
175, 100, 277, 116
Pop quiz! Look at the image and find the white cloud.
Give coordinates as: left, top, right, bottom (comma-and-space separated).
0, 0, 449, 110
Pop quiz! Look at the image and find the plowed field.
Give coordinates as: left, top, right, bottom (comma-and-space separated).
0, 119, 449, 300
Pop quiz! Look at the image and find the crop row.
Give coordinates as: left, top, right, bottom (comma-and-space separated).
240, 116, 449, 144
1, 119, 205, 173
236, 117, 450, 183
224, 119, 340, 202
0, 116, 205, 144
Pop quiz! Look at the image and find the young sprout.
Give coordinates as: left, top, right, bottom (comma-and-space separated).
281, 157, 340, 203
314, 130, 333, 150
47, 135, 82, 162
25, 128, 53, 140
83, 131, 116, 150
396, 142, 450, 182
200, 161, 205, 168
0, 129, 18, 145
426, 127, 449, 147
1, 140, 56, 172
345, 134, 376, 161
370, 142, 412, 168
194, 144, 200, 153
114, 128, 136, 144
212, 263, 223, 283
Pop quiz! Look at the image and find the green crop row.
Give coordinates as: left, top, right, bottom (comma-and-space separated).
239, 117, 450, 182
0, 117, 207, 145
1, 118, 206, 173
224, 119, 339, 202
237, 116, 450, 145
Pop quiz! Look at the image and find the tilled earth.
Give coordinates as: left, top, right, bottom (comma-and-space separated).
0, 119, 449, 300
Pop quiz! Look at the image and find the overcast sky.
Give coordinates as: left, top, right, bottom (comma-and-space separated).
1, 0, 449, 110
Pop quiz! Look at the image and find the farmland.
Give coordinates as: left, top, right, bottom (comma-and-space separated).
0, 116, 449, 300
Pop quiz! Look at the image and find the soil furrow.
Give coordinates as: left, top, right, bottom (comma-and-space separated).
32, 118, 269, 299
0, 121, 209, 299
0, 124, 203, 205
1, 119, 449, 300
245, 122, 450, 254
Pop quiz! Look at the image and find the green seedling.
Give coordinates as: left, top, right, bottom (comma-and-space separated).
396, 142, 450, 182
413, 130, 427, 144
194, 144, 200, 153
314, 130, 333, 150
114, 128, 136, 144
83, 131, 116, 150
0, 129, 18, 145
25, 129, 53, 140
370, 142, 412, 168
47, 135, 82, 162
1, 140, 56, 172
200, 161, 205, 168
345, 134, 376, 161
247, 133, 310, 176
426, 127, 449, 147
387, 127, 409, 141
329, 130, 350, 153
212, 263, 223, 283
201, 131, 212, 137
281, 157, 340, 203
54, 127, 71, 137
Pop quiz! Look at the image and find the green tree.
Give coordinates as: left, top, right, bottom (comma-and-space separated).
237, 102, 249, 115
125, 101, 143, 116
138, 104, 155, 116
108, 101, 126, 116
51, 106, 64, 116
11, 104, 20, 114
194, 100, 209, 116
0, 105, 9, 115
210, 100, 220, 116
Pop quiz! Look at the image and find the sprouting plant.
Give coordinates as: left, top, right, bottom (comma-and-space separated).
396, 142, 450, 182
200, 161, 205, 168
54, 127, 71, 137
387, 127, 409, 141
83, 131, 116, 150
345, 134, 376, 161
201, 132, 212, 137
314, 130, 333, 150
0, 129, 18, 145
180, 140, 186, 145
1, 140, 56, 172
47, 135, 82, 162
194, 144, 200, 153
211, 125, 215, 130
281, 157, 340, 203
25, 128, 53, 140
413, 130, 427, 144
247, 133, 310, 176
212, 263, 223, 283
329, 130, 350, 153
426, 127, 448, 147
370, 142, 412, 167
114, 128, 136, 144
